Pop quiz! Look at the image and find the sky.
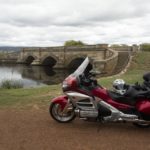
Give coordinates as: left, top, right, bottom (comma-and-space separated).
0, 0, 150, 46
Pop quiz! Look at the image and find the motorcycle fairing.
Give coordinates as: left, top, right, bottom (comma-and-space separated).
51, 95, 68, 110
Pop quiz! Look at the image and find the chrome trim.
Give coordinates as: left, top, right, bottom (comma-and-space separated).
65, 92, 91, 100
99, 100, 138, 122
65, 91, 96, 109
76, 102, 93, 105
75, 109, 98, 118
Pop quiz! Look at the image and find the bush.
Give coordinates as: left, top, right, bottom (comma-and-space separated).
140, 43, 150, 51
110, 44, 129, 48
64, 40, 85, 46
1, 80, 23, 89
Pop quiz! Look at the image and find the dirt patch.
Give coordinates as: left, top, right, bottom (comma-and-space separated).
0, 107, 150, 150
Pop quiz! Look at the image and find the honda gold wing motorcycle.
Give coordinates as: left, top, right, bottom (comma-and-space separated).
49, 57, 150, 128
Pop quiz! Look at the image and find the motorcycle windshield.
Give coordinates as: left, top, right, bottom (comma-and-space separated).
72, 57, 92, 77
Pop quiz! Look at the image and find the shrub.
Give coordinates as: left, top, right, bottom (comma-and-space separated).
64, 40, 85, 46
140, 43, 150, 51
1, 79, 23, 89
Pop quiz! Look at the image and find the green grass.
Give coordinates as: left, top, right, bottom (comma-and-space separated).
0, 51, 149, 108
0, 84, 62, 108
100, 52, 150, 87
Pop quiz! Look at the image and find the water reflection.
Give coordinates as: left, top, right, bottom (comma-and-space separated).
21, 65, 74, 85
0, 64, 73, 87
0, 64, 107, 88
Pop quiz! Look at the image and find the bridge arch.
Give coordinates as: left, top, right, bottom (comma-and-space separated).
24, 55, 36, 65
67, 55, 87, 70
41, 56, 57, 67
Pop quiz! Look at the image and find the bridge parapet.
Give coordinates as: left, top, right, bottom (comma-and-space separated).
93, 49, 118, 75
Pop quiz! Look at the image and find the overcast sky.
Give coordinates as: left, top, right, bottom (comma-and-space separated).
0, 0, 150, 46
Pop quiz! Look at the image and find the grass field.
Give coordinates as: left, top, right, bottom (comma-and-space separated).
0, 51, 149, 108
100, 51, 150, 87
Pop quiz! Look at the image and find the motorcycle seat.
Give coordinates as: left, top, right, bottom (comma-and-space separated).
108, 85, 150, 106
107, 90, 136, 106
124, 86, 150, 99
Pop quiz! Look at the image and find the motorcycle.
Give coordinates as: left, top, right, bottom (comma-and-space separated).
49, 57, 150, 128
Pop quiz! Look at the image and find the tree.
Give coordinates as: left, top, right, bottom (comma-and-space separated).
64, 40, 85, 46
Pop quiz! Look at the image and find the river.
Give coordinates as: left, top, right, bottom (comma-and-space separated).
0, 64, 73, 88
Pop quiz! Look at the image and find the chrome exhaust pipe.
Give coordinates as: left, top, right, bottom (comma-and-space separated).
132, 119, 150, 124
116, 117, 150, 124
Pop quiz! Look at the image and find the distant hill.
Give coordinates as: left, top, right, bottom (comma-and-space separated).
0, 47, 23, 52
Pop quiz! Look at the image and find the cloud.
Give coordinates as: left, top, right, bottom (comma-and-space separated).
0, 0, 149, 46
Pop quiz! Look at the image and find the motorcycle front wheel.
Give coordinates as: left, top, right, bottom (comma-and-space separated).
49, 102, 76, 123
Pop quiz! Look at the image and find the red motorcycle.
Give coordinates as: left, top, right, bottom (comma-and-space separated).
49, 57, 150, 128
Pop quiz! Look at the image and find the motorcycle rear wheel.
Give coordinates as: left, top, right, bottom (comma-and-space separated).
49, 102, 76, 123
133, 122, 150, 128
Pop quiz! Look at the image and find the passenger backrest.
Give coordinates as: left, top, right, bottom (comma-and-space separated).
143, 72, 150, 82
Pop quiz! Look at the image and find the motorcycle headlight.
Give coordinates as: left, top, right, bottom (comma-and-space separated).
62, 81, 70, 91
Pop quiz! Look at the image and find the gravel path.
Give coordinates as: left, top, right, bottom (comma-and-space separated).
0, 108, 150, 150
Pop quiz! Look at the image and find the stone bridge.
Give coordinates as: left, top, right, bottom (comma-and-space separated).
1, 44, 138, 75
18, 44, 116, 71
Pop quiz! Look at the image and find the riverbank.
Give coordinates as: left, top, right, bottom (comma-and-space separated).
0, 51, 149, 108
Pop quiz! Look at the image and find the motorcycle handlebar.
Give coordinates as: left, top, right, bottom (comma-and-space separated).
79, 73, 98, 87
